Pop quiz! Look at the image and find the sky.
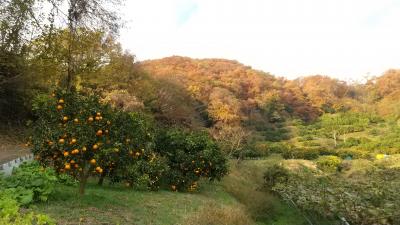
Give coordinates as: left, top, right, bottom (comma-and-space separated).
119, 0, 400, 81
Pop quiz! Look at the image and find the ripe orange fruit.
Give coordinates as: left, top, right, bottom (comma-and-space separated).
135, 152, 140, 157
63, 151, 69, 157
70, 160, 76, 164
65, 164, 71, 170
96, 130, 103, 136
95, 166, 101, 171
82, 146, 87, 152
70, 138, 77, 145
104, 129, 109, 134
99, 168, 103, 173
62, 116, 68, 122
96, 112, 101, 116
73, 118, 79, 123
90, 159, 96, 165
74, 164, 79, 168
48, 141, 54, 146
106, 121, 111, 125
58, 99, 64, 104
95, 116, 101, 121
71, 149, 79, 154
57, 105, 63, 110
59, 138, 65, 144
88, 117, 94, 122
99, 116, 103, 120
92, 144, 99, 150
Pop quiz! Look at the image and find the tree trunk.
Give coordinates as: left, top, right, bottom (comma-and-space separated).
78, 166, 90, 196
333, 131, 337, 147
66, 0, 77, 91
98, 173, 105, 186
79, 175, 87, 196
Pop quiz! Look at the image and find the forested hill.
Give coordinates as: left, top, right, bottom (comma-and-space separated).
139, 56, 321, 123
139, 56, 400, 120
132, 56, 400, 150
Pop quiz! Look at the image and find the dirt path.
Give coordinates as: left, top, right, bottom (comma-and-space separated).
0, 134, 31, 164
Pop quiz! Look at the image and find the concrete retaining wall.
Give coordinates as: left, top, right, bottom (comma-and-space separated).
0, 154, 34, 176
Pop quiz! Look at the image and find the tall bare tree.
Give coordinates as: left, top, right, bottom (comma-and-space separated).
48, 0, 123, 90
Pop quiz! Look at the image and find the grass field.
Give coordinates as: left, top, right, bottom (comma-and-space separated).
32, 160, 311, 225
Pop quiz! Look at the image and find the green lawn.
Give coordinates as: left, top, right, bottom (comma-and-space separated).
32, 160, 313, 225
33, 181, 237, 225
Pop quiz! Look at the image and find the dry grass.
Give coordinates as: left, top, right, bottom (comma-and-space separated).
221, 161, 276, 221
182, 203, 254, 225
283, 159, 318, 172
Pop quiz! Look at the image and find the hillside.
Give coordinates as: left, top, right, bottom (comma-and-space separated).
133, 57, 398, 154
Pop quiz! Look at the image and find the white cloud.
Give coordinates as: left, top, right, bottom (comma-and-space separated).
119, 0, 400, 80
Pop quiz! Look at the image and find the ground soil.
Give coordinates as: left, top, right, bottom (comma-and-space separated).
0, 134, 30, 164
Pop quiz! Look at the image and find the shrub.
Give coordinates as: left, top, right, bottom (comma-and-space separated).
1, 161, 57, 204
297, 135, 314, 142
0, 193, 54, 225
263, 127, 290, 142
94, 111, 156, 187
302, 141, 320, 147
316, 155, 342, 172
31, 90, 154, 195
155, 129, 228, 191
282, 147, 320, 160
57, 173, 78, 186
261, 142, 293, 156
263, 164, 290, 187
273, 168, 400, 225
336, 148, 371, 159
123, 155, 169, 191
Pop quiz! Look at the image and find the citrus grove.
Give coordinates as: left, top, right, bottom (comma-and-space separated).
30, 89, 228, 195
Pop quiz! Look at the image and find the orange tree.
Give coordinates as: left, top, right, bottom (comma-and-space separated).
96, 112, 169, 190
31, 89, 129, 195
155, 129, 228, 192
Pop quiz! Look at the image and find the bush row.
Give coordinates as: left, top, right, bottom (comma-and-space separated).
30, 90, 228, 194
